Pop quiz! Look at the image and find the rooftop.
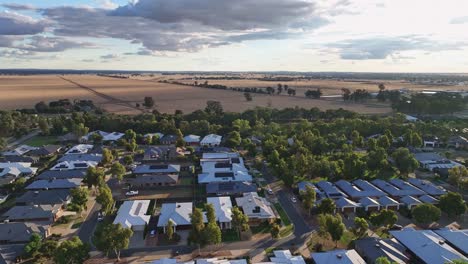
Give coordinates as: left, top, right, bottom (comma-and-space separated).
113, 200, 151, 229
157, 202, 193, 227
407, 178, 446, 196
434, 228, 468, 255
311, 249, 366, 264
25, 178, 82, 190
235, 192, 275, 219
335, 179, 386, 198
316, 181, 345, 199
207, 196, 232, 223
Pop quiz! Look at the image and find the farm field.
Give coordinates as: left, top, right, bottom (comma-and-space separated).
2, 74, 463, 115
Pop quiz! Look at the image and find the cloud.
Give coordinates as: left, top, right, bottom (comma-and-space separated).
0, 36, 19, 47
96, 0, 118, 9
16, 35, 95, 52
111, 0, 321, 31
81, 59, 94, 62
450, 16, 468, 24
329, 36, 468, 60
37, 0, 332, 53
0, 11, 47, 35
2, 3, 37, 11
100, 53, 119, 59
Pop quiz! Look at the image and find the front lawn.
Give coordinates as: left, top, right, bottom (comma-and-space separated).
23, 136, 58, 147
274, 203, 291, 226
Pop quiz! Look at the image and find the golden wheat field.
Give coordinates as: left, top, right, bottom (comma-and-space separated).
2, 73, 460, 115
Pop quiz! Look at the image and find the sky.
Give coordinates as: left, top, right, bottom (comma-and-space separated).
1, 0, 468, 72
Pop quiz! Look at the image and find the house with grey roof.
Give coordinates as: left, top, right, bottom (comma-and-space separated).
316, 181, 346, 199
2, 145, 37, 156
354, 237, 409, 264
413, 152, 463, 176
160, 135, 178, 145
207, 197, 232, 229
200, 134, 222, 147
205, 182, 257, 196
51, 160, 98, 171
267, 250, 306, 264
235, 192, 276, 225
371, 179, 424, 198
399, 195, 422, 209
127, 174, 179, 187
418, 194, 438, 204
335, 197, 360, 213
143, 146, 183, 162
57, 153, 102, 163
407, 178, 446, 196
311, 249, 366, 264
335, 180, 386, 200
25, 178, 82, 190
378, 196, 401, 210
389, 179, 426, 196
434, 228, 468, 256
28, 145, 62, 157
0, 222, 50, 244
359, 197, 380, 212
390, 228, 467, 264
2, 204, 62, 223
183, 135, 200, 146
133, 164, 181, 175
113, 200, 151, 231
157, 202, 195, 233
16, 189, 71, 206
36, 169, 87, 180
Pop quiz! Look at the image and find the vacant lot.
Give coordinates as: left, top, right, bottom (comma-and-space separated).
0, 74, 395, 114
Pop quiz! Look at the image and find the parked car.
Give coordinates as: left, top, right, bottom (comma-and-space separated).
97, 212, 104, 222
291, 196, 297, 203
390, 224, 403, 230
125, 190, 139, 196
267, 188, 273, 195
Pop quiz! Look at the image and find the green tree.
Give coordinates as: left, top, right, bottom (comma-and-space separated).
244, 92, 253, 101
96, 184, 114, 215
351, 130, 363, 148
352, 217, 369, 238
270, 223, 281, 239
369, 209, 398, 229
53, 236, 89, 264
317, 198, 336, 215
110, 162, 126, 181
38, 118, 50, 135
84, 167, 105, 189
167, 220, 174, 240
93, 223, 133, 261
101, 148, 114, 166
0, 137, 6, 151
125, 129, 136, 141
377, 135, 391, 149
439, 192, 467, 218
72, 123, 89, 138
69, 187, 89, 212
231, 206, 249, 238
318, 214, 345, 247
143, 96, 155, 108
175, 128, 184, 148
300, 185, 316, 216
392, 147, 419, 175
448, 166, 468, 190
225, 131, 241, 148
412, 203, 441, 227
189, 207, 206, 247
203, 204, 222, 245
126, 138, 137, 152
40, 239, 59, 258
24, 233, 42, 258
123, 155, 134, 166
375, 256, 394, 264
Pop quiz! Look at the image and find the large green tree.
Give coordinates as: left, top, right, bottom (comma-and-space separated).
24, 233, 42, 258
318, 214, 346, 247
317, 198, 336, 215
101, 148, 114, 166
189, 207, 206, 247
369, 209, 398, 229
439, 192, 467, 218
392, 148, 419, 175
53, 236, 89, 264
204, 204, 222, 245
110, 162, 126, 181
300, 185, 316, 216
84, 167, 105, 189
352, 217, 369, 238
69, 187, 89, 213
96, 184, 114, 215
412, 203, 441, 227
231, 206, 249, 238
93, 223, 133, 261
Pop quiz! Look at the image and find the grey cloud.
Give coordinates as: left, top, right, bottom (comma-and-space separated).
16, 35, 95, 52
450, 16, 468, 24
111, 0, 320, 31
2, 3, 37, 11
100, 53, 119, 59
0, 11, 47, 35
81, 59, 94, 62
330, 36, 467, 60
0, 35, 19, 47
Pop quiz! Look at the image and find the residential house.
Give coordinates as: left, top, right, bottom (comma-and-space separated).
207, 197, 232, 229
371, 179, 424, 198
65, 144, 94, 155
205, 182, 257, 196
413, 152, 463, 176
143, 146, 183, 162
16, 189, 71, 206
133, 164, 181, 175
359, 197, 380, 212
378, 196, 401, 210
150, 259, 194, 264
335, 197, 360, 213
418, 194, 439, 205
354, 237, 410, 264
0, 222, 50, 244
311, 249, 366, 264
316, 181, 345, 199
144, 133, 164, 142
335, 180, 386, 200
390, 228, 467, 264
183, 135, 201, 146
407, 178, 446, 196
1, 155, 38, 164
297, 181, 324, 200
57, 153, 103, 163
388, 179, 426, 196
2, 145, 37, 156
399, 196, 422, 210
197, 259, 247, 264
28, 145, 62, 157
36, 169, 87, 180
198, 154, 252, 183
113, 200, 151, 231
2, 204, 62, 223
263, 250, 305, 264
434, 228, 468, 256
0, 162, 37, 186
423, 136, 439, 148
25, 178, 82, 190
160, 135, 178, 145
200, 134, 222, 147
81, 130, 124, 143
128, 174, 179, 187
447, 135, 468, 149
235, 192, 276, 225
157, 202, 194, 233
50, 160, 98, 170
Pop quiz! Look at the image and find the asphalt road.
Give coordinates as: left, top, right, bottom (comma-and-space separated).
78, 202, 101, 249
277, 190, 312, 237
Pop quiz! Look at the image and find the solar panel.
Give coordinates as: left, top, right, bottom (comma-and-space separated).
215, 163, 231, 168
215, 172, 234, 178
74, 163, 88, 168
149, 165, 169, 170
231, 158, 240, 164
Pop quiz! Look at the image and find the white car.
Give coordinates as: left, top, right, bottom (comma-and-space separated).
267, 188, 273, 195
291, 196, 297, 203
125, 190, 139, 196
97, 212, 104, 222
